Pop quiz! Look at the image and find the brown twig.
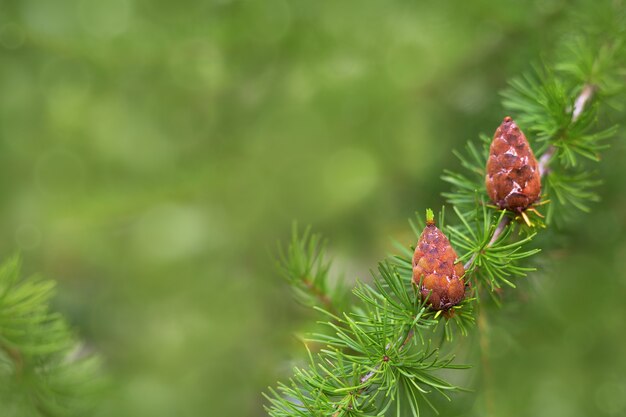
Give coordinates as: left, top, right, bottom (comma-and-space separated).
0, 340, 23, 379
301, 277, 335, 314
538, 84, 595, 176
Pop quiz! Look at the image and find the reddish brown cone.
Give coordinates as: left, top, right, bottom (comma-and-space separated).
412, 212, 465, 310
485, 117, 541, 212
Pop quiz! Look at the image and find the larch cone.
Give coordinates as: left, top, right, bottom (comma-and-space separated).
412, 216, 465, 310
485, 116, 541, 212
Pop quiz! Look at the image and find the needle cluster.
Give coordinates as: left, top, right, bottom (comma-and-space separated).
0, 257, 103, 417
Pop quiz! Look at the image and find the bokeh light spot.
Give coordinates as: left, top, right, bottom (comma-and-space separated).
132, 204, 210, 263
78, 0, 133, 39
323, 148, 380, 210
15, 224, 42, 250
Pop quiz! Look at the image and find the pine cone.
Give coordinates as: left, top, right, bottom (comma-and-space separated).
412, 214, 465, 310
485, 116, 541, 212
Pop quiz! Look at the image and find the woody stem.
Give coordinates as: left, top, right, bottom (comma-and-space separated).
538, 84, 594, 176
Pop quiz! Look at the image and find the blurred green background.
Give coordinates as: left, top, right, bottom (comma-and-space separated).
0, 0, 624, 416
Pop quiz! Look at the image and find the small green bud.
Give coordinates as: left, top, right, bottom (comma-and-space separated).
426, 209, 435, 226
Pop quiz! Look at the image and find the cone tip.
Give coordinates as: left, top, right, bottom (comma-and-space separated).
426, 209, 435, 226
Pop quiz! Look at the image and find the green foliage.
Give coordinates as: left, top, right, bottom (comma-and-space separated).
544, 170, 602, 225
441, 135, 490, 215
0, 256, 102, 417
501, 66, 616, 226
502, 69, 573, 149
278, 225, 348, 314
557, 35, 626, 102
502, 71, 616, 166
448, 25, 625, 231
447, 207, 540, 291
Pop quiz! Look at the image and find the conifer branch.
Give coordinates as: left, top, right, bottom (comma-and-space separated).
266, 9, 624, 416
465, 82, 597, 271
278, 226, 347, 316
0, 256, 103, 417
331, 325, 416, 417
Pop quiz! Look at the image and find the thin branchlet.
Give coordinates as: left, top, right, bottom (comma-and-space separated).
539, 83, 596, 176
